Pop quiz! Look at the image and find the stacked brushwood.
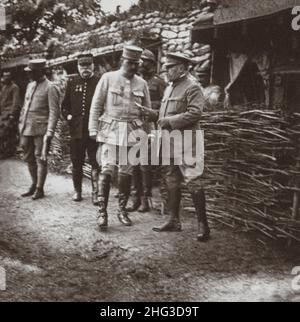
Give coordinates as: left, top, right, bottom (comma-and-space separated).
182, 104, 300, 244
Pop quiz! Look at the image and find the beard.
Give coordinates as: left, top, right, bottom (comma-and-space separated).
80, 70, 92, 79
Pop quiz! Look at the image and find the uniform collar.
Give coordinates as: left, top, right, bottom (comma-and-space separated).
81, 73, 95, 81
37, 75, 47, 83
120, 67, 136, 80
169, 73, 188, 87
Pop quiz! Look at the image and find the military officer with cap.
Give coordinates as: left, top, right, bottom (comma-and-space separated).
89, 44, 151, 230
61, 52, 101, 204
19, 59, 60, 200
127, 48, 166, 213
140, 52, 210, 242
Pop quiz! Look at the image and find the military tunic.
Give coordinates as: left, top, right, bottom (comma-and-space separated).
61, 74, 100, 169
0, 82, 21, 158
89, 69, 151, 176
19, 77, 60, 164
150, 75, 206, 190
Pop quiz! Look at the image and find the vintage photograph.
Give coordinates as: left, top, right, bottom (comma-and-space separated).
0, 0, 300, 303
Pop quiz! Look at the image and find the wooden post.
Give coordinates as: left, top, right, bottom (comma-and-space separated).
292, 159, 300, 221
292, 190, 299, 220
289, 158, 300, 247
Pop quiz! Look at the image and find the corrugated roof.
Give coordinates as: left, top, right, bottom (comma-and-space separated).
214, 0, 300, 25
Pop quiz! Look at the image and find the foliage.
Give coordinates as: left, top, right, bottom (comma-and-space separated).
1, 0, 104, 46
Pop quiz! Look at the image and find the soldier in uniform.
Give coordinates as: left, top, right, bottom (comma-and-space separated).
61, 53, 100, 204
19, 59, 60, 200
127, 49, 166, 213
0, 71, 21, 158
140, 52, 210, 242
89, 45, 151, 230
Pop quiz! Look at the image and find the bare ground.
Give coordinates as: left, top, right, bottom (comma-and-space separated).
0, 159, 299, 302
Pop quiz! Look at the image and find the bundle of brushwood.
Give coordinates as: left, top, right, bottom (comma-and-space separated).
184, 103, 300, 244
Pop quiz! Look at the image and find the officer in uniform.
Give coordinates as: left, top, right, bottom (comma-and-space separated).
89, 45, 151, 230
19, 59, 60, 200
0, 71, 21, 158
127, 49, 166, 213
61, 52, 101, 204
140, 52, 210, 242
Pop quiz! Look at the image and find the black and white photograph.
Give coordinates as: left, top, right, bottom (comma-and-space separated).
0, 0, 300, 305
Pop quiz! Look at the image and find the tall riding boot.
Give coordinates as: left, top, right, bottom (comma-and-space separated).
22, 162, 38, 197
191, 189, 210, 242
118, 174, 132, 226
91, 168, 99, 206
32, 162, 47, 200
126, 166, 142, 212
97, 173, 111, 230
138, 166, 152, 213
72, 167, 83, 202
153, 188, 182, 232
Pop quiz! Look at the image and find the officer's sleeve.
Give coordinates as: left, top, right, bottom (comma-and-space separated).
61, 81, 71, 120
168, 85, 205, 130
47, 84, 60, 137
159, 79, 167, 101
11, 85, 21, 115
89, 74, 108, 137
19, 83, 31, 123
142, 82, 152, 110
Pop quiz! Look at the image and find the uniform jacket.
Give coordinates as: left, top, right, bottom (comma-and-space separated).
145, 74, 166, 110
61, 74, 100, 139
151, 75, 206, 163
0, 82, 21, 115
19, 77, 60, 137
89, 69, 151, 146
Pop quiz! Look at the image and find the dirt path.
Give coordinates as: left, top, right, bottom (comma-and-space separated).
0, 159, 299, 302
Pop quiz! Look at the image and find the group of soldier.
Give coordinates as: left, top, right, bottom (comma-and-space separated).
1, 43, 210, 242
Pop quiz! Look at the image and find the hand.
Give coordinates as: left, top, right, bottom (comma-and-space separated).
158, 117, 171, 130
90, 132, 97, 141
135, 102, 157, 119
40, 135, 52, 162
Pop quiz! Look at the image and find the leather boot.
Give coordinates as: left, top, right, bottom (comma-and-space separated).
118, 174, 132, 226
32, 162, 47, 200
138, 167, 152, 213
139, 196, 150, 213
22, 163, 37, 197
191, 189, 210, 242
153, 188, 182, 232
126, 166, 141, 212
72, 167, 83, 202
97, 173, 111, 231
91, 168, 99, 206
